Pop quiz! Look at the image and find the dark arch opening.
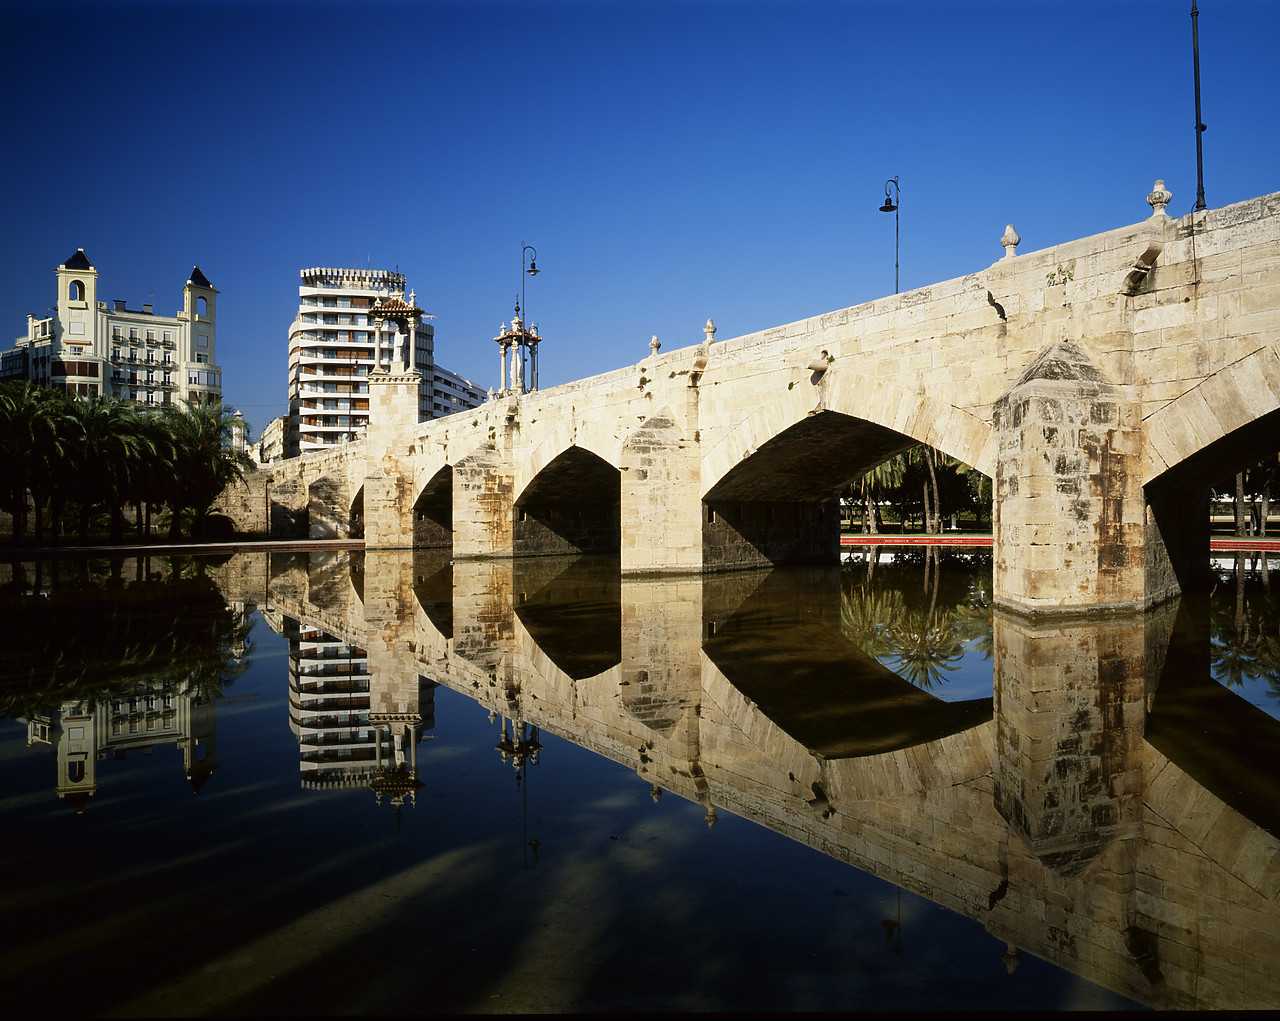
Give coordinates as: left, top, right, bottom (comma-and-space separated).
1146, 406, 1280, 595
413, 466, 452, 547
196, 296, 208, 315
515, 446, 620, 555
704, 410, 922, 569
349, 486, 364, 540
69, 279, 85, 301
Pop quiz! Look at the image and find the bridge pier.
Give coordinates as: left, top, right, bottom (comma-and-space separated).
365, 372, 423, 548
452, 452, 514, 558
620, 406, 703, 573
994, 339, 1156, 616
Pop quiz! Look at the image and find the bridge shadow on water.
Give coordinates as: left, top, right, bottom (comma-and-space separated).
5, 548, 1280, 1011
702, 566, 992, 758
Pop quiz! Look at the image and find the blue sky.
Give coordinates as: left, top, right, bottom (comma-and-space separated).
2, 0, 1277, 437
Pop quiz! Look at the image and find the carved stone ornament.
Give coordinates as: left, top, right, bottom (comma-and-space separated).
1147, 179, 1173, 217
1001, 224, 1021, 259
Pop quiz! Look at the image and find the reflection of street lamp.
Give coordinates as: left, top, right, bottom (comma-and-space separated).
879, 177, 900, 294
495, 716, 543, 868
880, 885, 902, 953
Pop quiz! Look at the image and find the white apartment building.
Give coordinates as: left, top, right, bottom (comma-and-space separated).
2, 249, 223, 407
252, 414, 287, 464
286, 266, 483, 457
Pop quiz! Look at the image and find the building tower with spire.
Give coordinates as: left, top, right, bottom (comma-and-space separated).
1, 249, 223, 407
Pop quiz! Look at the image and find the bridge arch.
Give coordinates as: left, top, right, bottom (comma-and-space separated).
514, 445, 620, 555
412, 465, 453, 548
349, 485, 364, 539
1142, 345, 1280, 488
701, 370, 995, 502
700, 375, 994, 568
517, 420, 622, 499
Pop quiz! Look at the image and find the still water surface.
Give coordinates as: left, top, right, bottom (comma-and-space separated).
2, 548, 1279, 1013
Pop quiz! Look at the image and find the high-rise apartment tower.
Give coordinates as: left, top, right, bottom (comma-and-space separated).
287, 266, 482, 457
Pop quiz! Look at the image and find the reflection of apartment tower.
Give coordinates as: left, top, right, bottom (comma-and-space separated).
23, 683, 220, 813
286, 267, 484, 457
286, 620, 377, 789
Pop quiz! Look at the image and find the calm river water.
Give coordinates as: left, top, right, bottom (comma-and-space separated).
2, 547, 1279, 1014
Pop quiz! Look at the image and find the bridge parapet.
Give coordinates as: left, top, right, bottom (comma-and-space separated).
223, 187, 1280, 614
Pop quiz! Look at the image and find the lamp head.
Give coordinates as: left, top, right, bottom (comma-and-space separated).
879, 196, 897, 213
526, 260, 539, 276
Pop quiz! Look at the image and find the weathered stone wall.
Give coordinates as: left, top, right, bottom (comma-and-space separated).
992, 340, 1148, 615
228, 187, 1280, 613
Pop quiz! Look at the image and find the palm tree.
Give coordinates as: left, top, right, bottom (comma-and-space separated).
162, 399, 253, 540
125, 409, 178, 540
856, 454, 906, 534
63, 396, 148, 542
0, 383, 71, 541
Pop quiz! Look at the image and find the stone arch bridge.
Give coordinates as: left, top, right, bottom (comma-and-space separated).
221, 185, 1280, 616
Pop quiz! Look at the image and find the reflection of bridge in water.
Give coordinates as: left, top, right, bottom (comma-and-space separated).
217, 548, 1280, 1011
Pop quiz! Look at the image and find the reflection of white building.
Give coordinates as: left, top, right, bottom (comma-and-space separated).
286, 267, 484, 457
287, 620, 376, 789
23, 683, 220, 813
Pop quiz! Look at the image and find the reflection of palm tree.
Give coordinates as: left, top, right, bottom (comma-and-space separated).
885, 607, 966, 691
2, 568, 253, 721
1206, 553, 1280, 694
840, 587, 906, 661
840, 554, 990, 693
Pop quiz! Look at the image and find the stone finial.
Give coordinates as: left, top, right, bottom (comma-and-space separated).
704, 317, 717, 343
649, 334, 661, 354
1001, 225, 1020, 260
1147, 179, 1173, 217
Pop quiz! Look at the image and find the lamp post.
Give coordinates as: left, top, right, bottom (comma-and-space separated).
879, 177, 900, 294
520, 244, 540, 391
1191, 2, 1207, 211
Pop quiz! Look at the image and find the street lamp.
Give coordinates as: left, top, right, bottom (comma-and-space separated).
520, 244, 540, 391
879, 177, 900, 294
1191, 2, 1207, 211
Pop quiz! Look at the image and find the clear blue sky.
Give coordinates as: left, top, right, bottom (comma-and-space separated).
3, 0, 1276, 438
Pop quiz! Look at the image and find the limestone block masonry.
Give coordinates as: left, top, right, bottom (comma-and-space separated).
221, 185, 1280, 615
